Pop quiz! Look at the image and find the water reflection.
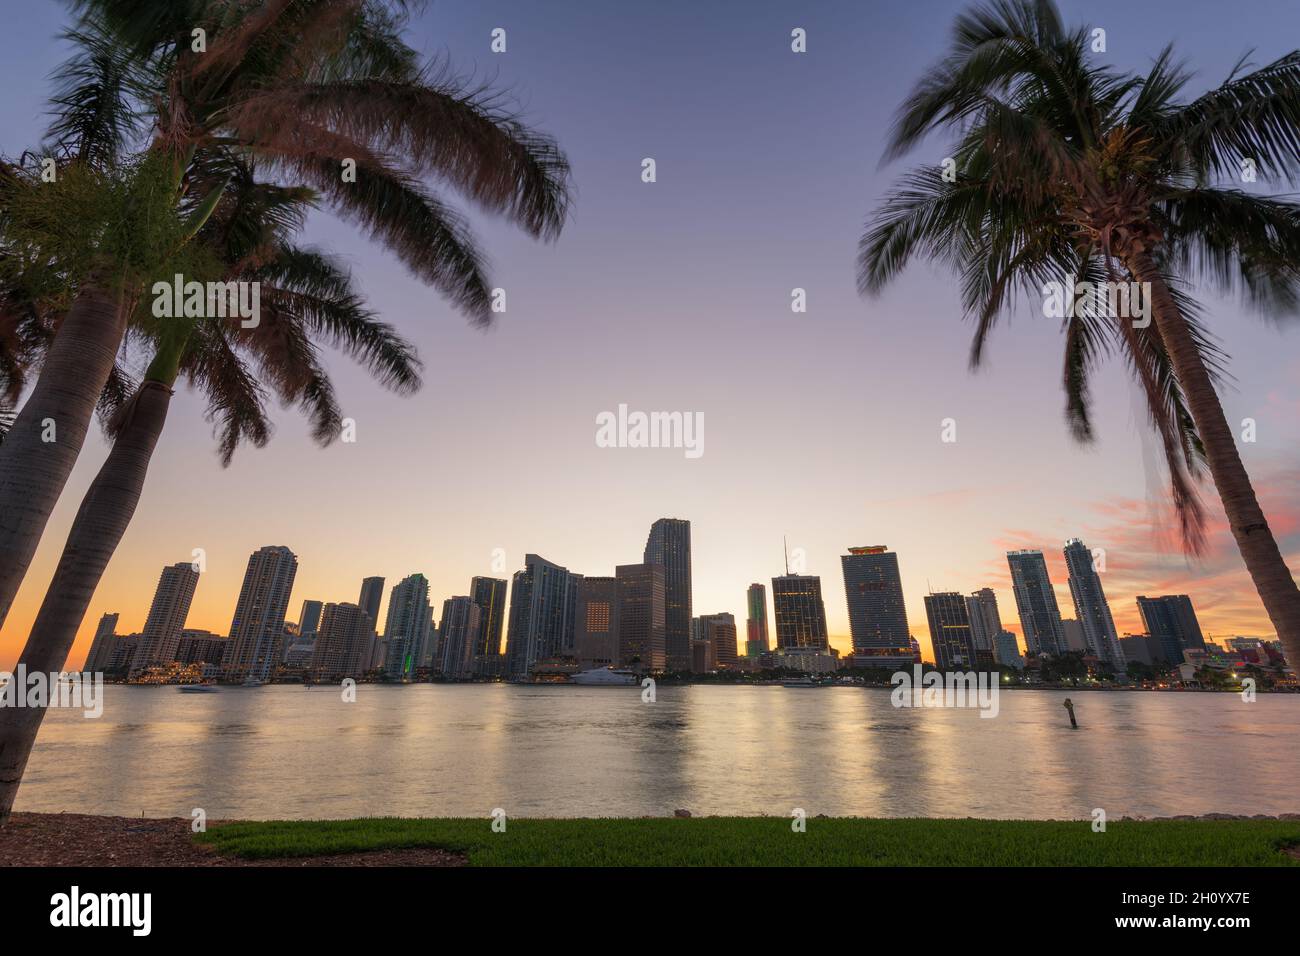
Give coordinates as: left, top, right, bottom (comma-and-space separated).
16, 684, 1300, 819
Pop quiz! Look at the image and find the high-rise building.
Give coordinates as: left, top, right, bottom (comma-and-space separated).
438, 596, 482, 678
298, 600, 324, 638
841, 546, 912, 668
994, 630, 1023, 668
1060, 618, 1088, 652
643, 518, 692, 671
469, 576, 508, 672
176, 629, 226, 665
1137, 595, 1206, 665
1119, 633, 1157, 666
224, 546, 298, 682
1063, 538, 1125, 669
745, 583, 769, 658
924, 592, 978, 670
505, 554, 578, 676
383, 574, 433, 680
615, 563, 666, 670
311, 603, 373, 679
1006, 549, 1065, 657
108, 634, 141, 671
132, 562, 201, 672
358, 577, 385, 629
700, 612, 738, 669
962, 588, 1001, 670
965, 589, 1001, 652
692, 634, 715, 671
771, 574, 829, 651
574, 576, 619, 669
84, 612, 120, 672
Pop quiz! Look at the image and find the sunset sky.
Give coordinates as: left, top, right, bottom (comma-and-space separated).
1, 0, 1297, 669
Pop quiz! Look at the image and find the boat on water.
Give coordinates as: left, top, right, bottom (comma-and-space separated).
780, 676, 823, 687
178, 684, 218, 694
570, 667, 639, 686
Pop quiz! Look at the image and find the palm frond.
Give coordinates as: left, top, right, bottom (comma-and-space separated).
254, 245, 422, 393
1156, 50, 1300, 184
229, 67, 571, 239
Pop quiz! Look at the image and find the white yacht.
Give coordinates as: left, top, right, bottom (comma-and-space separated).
570, 667, 639, 686
780, 675, 822, 688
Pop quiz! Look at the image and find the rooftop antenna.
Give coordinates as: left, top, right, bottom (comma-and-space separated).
783, 535, 790, 575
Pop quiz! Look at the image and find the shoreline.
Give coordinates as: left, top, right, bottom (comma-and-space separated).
5, 812, 1298, 867
65, 679, 1300, 693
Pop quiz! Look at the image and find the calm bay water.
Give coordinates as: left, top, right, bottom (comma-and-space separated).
16, 684, 1300, 819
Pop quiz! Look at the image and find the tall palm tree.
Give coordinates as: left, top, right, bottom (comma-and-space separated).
859, 0, 1300, 666
0, 160, 425, 818
0, 0, 570, 628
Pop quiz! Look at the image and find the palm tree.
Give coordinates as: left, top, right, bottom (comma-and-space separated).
0, 0, 570, 628
0, 169, 418, 819
859, 0, 1300, 667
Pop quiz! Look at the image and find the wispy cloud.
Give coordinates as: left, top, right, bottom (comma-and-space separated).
983, 460, 1300, 642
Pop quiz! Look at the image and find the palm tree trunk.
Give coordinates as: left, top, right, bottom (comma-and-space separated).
0, 380, 172, 825
0, 284, 126, 630
1130, 251, 1300, 668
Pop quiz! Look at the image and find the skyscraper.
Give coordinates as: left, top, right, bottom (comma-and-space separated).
965, 588, 1001, 652
700, 612, 738, 669
438, 596, 482, 678
383, 574, 433, 680
469, 576, 508, 672
1060, 618, 1088, 652
176, 630, 226, 666
771, 574, 829, 651
1006, 549, 1065, 657
1137, 595, 1206, 665
358, 576, 385, 629
924, 592, 978, 670
504, 554, 578, 676
995, 630, 1024, 668
132, 562, 201, 672
298, 599, 324, 638
84, 612, 119, 672
574, 575, 619, 669
224, 545, 298, 682
615, 562, 666, 670
311, 603, 373, 679
841, 546, 913, 668
643, 518, 692, 671
1063, 538, 1125, 669
745, 583, 769, 658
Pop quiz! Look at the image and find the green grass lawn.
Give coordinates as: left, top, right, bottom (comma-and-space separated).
195, 817, 1300, 866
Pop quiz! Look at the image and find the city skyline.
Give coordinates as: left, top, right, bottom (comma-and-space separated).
1, 0, 1297, 671
11, 513, 1287, 674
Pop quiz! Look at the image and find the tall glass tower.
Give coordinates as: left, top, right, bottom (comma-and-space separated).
643, 518, 692, 671
383, 573, 433, 680
1137, 594, 1206, 665
840, 546, 913, 668
504, 554, 577, 677
1063, 538, 1125, 669
745, 583, 769, 658
469, 576, 509, 670
924, 592, 977, 670
771, 574, 829, 650
1006, 549, 1065, 657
